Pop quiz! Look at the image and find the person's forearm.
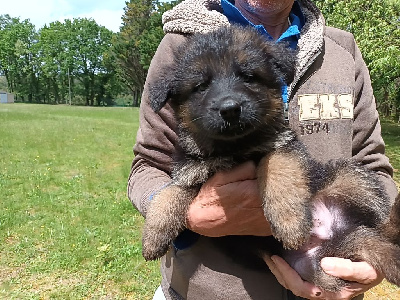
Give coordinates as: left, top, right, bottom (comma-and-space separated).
352, 44, 398, 202
128, 34, 186, 216
127, 156, 172, 217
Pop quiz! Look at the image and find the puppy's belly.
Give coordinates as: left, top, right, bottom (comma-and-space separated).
212, 198, 360, 280
283, 199, 349, 282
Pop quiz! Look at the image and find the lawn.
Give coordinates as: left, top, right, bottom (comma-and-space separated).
0, 103, 399, 299
0, 104, 160, 299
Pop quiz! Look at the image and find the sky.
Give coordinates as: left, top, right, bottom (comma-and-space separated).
2, 0, 128, 32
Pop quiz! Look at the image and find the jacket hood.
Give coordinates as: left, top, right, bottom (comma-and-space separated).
162, 0, 230, 34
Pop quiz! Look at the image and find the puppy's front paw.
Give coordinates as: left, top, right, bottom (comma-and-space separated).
141, 184, 193, 260
142, 227, 172, 261
141, 184, 198, 260
258, 150, 313, 249
271, 219, 312, 250
265, 202, 313, 250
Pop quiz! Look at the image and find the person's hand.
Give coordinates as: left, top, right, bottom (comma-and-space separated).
320, 257, 383, 299
186, 161, 272, 237
264, 255, 383, 300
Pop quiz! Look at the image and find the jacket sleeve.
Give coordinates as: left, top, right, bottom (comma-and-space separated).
352, 44, 398, 202
127, 33, 187, 216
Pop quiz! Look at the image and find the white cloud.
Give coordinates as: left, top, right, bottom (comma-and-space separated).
2, 0, 125, 32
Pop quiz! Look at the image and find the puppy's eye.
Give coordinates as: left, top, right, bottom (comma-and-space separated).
239, 72, 256, 83
192, 81, 209, 93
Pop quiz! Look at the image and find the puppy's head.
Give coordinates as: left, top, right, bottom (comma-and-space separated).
149, 25, 295, 141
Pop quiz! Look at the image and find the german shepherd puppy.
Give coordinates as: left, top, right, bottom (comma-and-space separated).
142, 25, 400, 292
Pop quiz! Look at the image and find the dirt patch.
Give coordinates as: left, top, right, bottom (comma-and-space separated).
0, 265, 25, 283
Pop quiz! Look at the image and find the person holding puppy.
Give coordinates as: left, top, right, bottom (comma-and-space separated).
128, 0, 399, 299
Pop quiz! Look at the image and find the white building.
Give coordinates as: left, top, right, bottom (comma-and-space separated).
0, 91, 14, 103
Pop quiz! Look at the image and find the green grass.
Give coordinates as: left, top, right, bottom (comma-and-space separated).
381, 119, 400, 186
0, 104, 160, 299
0, 104, 398, 299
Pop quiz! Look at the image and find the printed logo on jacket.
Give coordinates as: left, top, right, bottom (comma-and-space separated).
298, 94, 353, 121
297, 93, 353, 136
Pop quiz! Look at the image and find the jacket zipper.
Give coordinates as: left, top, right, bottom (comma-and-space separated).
288, 50, 322, 102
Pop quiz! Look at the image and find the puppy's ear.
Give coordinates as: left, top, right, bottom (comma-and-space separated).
264, 43, 296, 84
148, 77, 174, 113
275, 50, 296, 84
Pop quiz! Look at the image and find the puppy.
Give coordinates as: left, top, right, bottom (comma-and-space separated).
141, 25, 400, 292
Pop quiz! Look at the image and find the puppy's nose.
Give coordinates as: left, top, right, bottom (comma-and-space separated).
219, 99, 241, 121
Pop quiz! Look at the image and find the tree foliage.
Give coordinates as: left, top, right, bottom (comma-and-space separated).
37, 21, 70, 103
110, 0, 180, 106
68, 18, 116, 106
0, 15, 38, 101
314, 0, 400, 119
0, 0, 181, 107
0, 15, 123, 105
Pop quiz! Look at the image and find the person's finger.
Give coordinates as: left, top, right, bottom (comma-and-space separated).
263, 255, 288, 289
265, 256, 382, 300
321, 257, 379, 284
216, 179, 261, 207
273, 256, 324, 297
322, 281, 368, 300
264, 255, 324, 299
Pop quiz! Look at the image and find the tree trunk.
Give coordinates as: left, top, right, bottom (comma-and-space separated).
381, 89, 390, 117
133, 88, 142, 107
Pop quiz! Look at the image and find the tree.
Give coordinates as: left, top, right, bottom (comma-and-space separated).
314, 0, 400, 119
110, 0, 180, 106
67, 18, 115, 106
37, 18, 119, 105
0, 15, 38, 101
37, 21, 70, 103
1, 15, 122, 105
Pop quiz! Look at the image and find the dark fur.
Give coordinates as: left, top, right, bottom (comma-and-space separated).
142, 25, 400, 292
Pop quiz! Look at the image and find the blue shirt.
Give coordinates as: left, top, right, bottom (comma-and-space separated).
221, 0, 305, 50
173, 1, 305, 250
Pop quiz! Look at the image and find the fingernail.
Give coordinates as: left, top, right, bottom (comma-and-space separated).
321, 257, 335, 272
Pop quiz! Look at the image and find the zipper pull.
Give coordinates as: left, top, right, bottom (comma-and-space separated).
284, 102, 289, 122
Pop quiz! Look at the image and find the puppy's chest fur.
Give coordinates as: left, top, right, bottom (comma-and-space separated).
172, 124, 296, 188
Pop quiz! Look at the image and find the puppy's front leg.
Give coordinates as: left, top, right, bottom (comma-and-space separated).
142, 184, 198, 260
257, 151, 312, 249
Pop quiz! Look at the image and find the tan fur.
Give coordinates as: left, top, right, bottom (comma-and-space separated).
142, 184, 198, 260
258, 151, 312, 249
263, 90, 284, 124
382, 194, 400, 244
179, 102, 198, 133
326, 169, 369, 196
